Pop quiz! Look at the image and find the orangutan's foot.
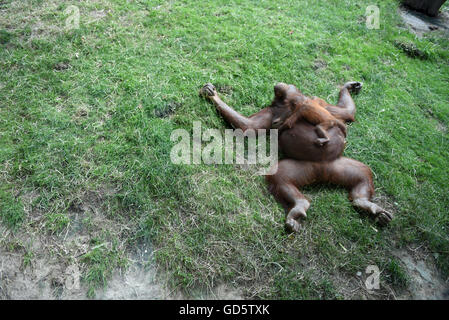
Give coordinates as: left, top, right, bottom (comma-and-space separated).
285, 203, 308, 233
199, 83, 217, 98
285, 218, 303, 233
343, 81, 363, 94
353, 198, 393, 226
374, 209, 393, 226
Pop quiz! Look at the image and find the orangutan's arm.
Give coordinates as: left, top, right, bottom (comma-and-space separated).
199, 83, 272, 132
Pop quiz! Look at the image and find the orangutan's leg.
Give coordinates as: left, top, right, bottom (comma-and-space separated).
326, 157, 393, 225
266, 160, 317, 233
314, 124, 331, 146
199, 83, 272, 132
314, 118, 348, 146
280, 183, 311, 233
267, 157, 393, 232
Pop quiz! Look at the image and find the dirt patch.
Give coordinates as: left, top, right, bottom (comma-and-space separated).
0, 225, 166, 299
0, 231, 86, 299
393, 247, 448, 299
0, 187, 244, 300
312, 59, 328, 71
0, 186, 147, 300
327, 245, 448, 300
299, 256, 395, 300
97, 264, 168, 299
398, 5, 449, 37
93, 241, 169, 299
54, 61, 71, 71
331, 271, 394, 300
88, 9, 108, 24
153, 101, 181, 118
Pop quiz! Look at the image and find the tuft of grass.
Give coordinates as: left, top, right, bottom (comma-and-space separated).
0, 188, 25, 230
22, 250, 34, 270
45, 212, 70, 234
0, 29, 12, 44
80, 238, 128, 298
393, 40, 431, 59
385, 258, 409, 288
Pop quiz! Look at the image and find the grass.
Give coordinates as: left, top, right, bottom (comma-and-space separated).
0, 0, 448, 299
0, 186, 25, 229
80, 238, 128, 298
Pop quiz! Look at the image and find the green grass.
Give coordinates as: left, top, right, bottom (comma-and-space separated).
0, 186, 25, 229
81, 238, 128, 298
0, 0, 448, 298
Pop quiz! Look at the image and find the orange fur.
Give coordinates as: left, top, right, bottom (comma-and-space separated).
280, 99, 347, 145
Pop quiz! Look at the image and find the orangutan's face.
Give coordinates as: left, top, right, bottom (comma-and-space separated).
270, 103, 294, 128
270, 83, 303, 128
